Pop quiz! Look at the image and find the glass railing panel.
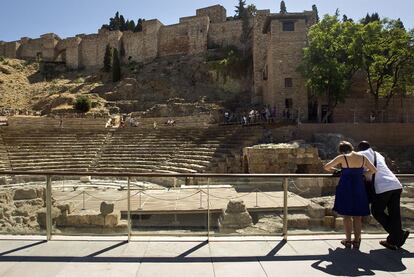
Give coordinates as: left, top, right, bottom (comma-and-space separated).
0, 174, 46, 236
207, 176, 285, 236
400, 177, 414, 233
130, 176, 208, 236
52, 175, 128, 236
287, 176, 414, 235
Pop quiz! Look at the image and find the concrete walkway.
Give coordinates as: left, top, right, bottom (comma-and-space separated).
0, 235, 412, 276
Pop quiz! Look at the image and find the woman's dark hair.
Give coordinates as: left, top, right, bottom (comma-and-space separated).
338, 141, 354, 154
357, 141, 371, 151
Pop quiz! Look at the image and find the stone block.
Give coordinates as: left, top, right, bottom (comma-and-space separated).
80, 176, 91, 183
219, 211, 253, 231
100, 202, 114, 215
57, 202, 75, 215
323, 216, 335, 228
14, 188, 37, 200
288, 214, 310, 229
307, 203, 325, 218
226, 200, 247, 213
36, 207, 61, 228
335, 217, 344, 230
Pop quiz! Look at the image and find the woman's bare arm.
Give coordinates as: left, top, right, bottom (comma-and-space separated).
323, 155, 343, 172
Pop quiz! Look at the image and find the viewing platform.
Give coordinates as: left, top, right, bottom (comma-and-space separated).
0, 235, 412, 276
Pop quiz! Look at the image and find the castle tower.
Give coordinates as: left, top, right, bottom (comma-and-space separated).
261, 11, 315, 121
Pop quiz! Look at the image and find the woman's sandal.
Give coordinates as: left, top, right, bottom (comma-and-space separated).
352, 239, 361, 250
341, 240, 352, 249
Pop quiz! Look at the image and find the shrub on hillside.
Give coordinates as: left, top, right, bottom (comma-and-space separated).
73, 96, 91, 113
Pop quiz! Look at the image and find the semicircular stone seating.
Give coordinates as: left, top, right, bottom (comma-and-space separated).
0, 125, 263, 174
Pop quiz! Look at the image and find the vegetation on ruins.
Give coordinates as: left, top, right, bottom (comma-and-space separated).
112, 48, 121, 82
73, 95, 91, 113
103, 44, 112, 72
301, 12, 414, 121
207, 46, 252, 83
101, 12, 144, 32
280, 1, 287, 14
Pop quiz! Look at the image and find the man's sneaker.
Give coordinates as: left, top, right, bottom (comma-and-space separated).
399, 230, 410, 247
380, 240, 398, 250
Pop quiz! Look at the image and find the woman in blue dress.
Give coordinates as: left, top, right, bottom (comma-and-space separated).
324, 141, 377, 249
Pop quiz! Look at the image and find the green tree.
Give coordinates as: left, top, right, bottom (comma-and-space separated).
134, 18, 144, 32
312, 4, 319, 23
112, 48, 121, 82
103, 44, 112, 72
361, 13, 380, 25
358, 19, 414, 117
246, 4, 257, 17
120, 15, 126, 31
127, 20, 136, 31
299, 15, 361, 122
73, 96, 91, 113
234, 0, 246, 19
280, 1, 287, 14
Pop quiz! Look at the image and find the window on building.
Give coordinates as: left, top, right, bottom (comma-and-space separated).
282, 21, 295, 31
285, 98, 293, 109
285, 78, 293, 88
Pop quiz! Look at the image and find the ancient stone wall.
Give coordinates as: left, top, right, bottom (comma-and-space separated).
252, 10, 271, 104
186, 16, 209, 55
296, 123, 414, 147
4, 41, 20, 58
39, 33, 60, 61
0, 42, 5, 57
62, 37, 81, 69
142, 19, 163, 61
158, 24, 189, 57
78, 30, 122, 69
208, 20, 244, 49
243, 142, 323, 173
333, 95, 414, 123
196, 5, 226, 23
17, 37, 43, 60
122, 31, 144, 62
265, 16, 310, 121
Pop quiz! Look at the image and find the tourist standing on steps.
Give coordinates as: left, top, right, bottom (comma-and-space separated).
358, 141, 410, 250
324, 141, 377, 250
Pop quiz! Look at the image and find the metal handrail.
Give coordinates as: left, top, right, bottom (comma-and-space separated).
0, 170, 413, 178
1, 170, 413, 242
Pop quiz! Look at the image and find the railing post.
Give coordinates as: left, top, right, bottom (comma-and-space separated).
127, 177, 131, 242
207, 178, 210, 240
46, 175, 52, 241
82, 191, 86, 210
283, 177, 288, 241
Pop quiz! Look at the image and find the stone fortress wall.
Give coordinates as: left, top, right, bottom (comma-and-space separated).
0, 5, 243, 70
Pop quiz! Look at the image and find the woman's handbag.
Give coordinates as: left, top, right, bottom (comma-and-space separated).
364, 152, 377, 203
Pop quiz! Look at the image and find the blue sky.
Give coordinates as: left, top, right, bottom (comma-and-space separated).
1, 0, 412, 41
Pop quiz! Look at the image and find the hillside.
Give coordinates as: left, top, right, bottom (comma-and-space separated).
0, 52, 252, 115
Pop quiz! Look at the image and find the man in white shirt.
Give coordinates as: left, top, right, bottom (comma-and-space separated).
358, 141, 409, 250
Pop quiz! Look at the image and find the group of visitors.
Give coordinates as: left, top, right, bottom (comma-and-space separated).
222, 106, 301, 126
324, 141, 409, 250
